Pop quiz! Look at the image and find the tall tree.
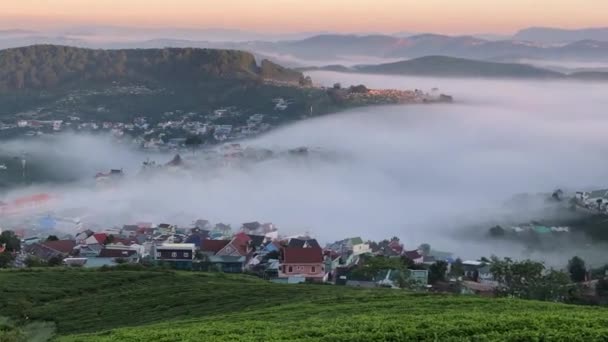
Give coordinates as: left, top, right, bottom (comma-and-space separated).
0, 230, 21, 252
428, 261, 448, 284
418, 243, 431, 256
185, 135, 203, 155
567, 256, 587, 282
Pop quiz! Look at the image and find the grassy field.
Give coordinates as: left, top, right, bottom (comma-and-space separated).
1, 268, 607, 341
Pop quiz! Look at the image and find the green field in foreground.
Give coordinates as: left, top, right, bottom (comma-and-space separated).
1, 268, 607, 342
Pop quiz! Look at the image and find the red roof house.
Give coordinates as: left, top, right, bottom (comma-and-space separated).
216, 233, 252, 257
200, 240, 230, 255
279, 247, 325, 280
26, 240, 76, 261
404, 250, 424, 264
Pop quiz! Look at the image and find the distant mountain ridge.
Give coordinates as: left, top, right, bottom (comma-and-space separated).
0, 45, 306, 91
514, 27, 608, 43
355, 56, 562, 78
1, 28, 608, 66
303, 56, 608, 81
266, 33, 608, 61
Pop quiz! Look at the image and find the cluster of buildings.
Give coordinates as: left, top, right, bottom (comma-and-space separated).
328, 86, 453, 106
490, 224, 571, 236
7, 218, 499, 291
575, 189, 608, 214
2, 108, 274, 148
0, 87, 290, 149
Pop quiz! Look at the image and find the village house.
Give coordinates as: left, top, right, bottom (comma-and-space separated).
199, 255, 247, 273
380, 240, 404, 256
326, 237, 371, 256
404, 250, 424, 264
153, 243, 196, 269
582, 189, 608, 211
82, 248, 140, 268
462, 260, 495, 284
184, 229, 210, 248
279, 246, 326, 282
85, 233, 107, 246
75, 229, 94, 244
286, 237, 321, 249
200, 239, 230, 256
210, 223, 232, 239
25, 240, 76, 262
215, 233, 252, 257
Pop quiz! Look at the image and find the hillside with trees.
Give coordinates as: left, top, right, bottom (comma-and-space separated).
0, 45, 337, 129
0, 45, 307, 91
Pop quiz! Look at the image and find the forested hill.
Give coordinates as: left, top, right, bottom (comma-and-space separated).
0, 45, 307, 91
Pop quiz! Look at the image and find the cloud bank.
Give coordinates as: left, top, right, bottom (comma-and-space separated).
3, 72, 608, 265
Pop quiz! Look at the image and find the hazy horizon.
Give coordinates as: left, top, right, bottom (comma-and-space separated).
1, 0, 608, 36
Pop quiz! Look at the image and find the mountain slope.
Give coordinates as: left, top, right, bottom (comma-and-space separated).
355, 56, 563, 78
301, 56, 565, 79
0, 45, 306, 91
0, 45, 335, 126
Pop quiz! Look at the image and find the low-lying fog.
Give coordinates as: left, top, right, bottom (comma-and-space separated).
4, 72, 608, 265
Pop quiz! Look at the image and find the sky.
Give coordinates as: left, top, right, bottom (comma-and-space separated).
0, 0, 607, 35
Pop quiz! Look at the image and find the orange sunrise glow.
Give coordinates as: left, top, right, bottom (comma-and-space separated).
1, 0, 606, 34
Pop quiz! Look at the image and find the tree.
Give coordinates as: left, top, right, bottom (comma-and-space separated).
47, 256, 63, 267
532, 269, 576, 302
551, 189, 564, 201
0, 252, 14, 268
366, 240, 379, 252
332, 83, 341, 89
349, 256, 405, 281
428, 261, 448, 284
489, 225, 505, 237
46, 235, 59, 242
349, 84, 368, 93
0, 230, 21, 252
568, 256, 587, 282
597, 278, 608, 298
299, 76, 312, 87
24, 256, 45, 268
114, 258, 127, 264
418, 243, 431, 256
490, 256, 545, 299
185, 135, 203, 154
490, 256, 577, 302
0, 230, 20, 268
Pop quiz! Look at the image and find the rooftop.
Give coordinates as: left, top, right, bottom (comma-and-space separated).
282, 247, 323, 264
157, 243, 196, 250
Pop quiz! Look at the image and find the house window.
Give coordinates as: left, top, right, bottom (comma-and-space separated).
184, 252, 189, 258
295, 266, 304, 272
155, 252, 161, 258
171, 252, 177, 258
312, 266, 316, 273
288, 266, 293, 272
